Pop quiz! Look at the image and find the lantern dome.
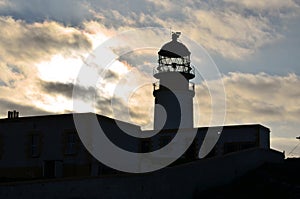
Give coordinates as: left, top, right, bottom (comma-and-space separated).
158, 33, 191, 58
154, 32, 194, 80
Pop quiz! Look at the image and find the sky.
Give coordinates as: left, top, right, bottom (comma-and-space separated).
0, 0, 299, 157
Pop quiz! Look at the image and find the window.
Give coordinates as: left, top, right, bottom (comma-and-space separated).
64, 132, 78, 155
0, 135, 3, 159
43, 160, 63, 178
30, 134, 40, 158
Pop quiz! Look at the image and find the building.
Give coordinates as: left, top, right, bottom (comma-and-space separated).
0, 111, 270, 180
0, 112, 140, 179
0, 33, 275, 181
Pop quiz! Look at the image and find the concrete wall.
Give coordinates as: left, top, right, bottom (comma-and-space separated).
0, 148, 284, 199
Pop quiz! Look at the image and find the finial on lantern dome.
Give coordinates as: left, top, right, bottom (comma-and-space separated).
172, 32, 181, 41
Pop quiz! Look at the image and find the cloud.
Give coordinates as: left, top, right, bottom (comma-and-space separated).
188, 72, 300, 155
0, 16, 92, 66
40, 80, 96, 100
0, 0, 92, 25
117, 50, 157, 75
207, 72, 300, 124
0, 0, 8, 7
0, 62, 26, 88
191, 10, 281, 59
0, 0, 298, 60
271, 137, 300, 157
181, 72, 300, 134
224, 0, 299, 10
0, 98, 52, 117
93, 70, 300, 137
0, 16, 94, 117
92, 0, 290, 59
70, 57, 155, 128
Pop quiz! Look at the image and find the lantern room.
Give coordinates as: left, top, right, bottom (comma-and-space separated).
154, 32, 195, 80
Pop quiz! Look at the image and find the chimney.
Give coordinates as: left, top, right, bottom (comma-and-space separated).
7, 111, 12, 119
7, 110, 19, 119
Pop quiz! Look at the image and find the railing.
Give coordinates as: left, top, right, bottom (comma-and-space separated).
153, 64, 195, 76
189, 82, 195, 91
153, 81, 195, 92
153, 82, 160, 91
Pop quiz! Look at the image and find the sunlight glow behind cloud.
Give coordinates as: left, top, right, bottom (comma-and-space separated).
37, 54, 84, 83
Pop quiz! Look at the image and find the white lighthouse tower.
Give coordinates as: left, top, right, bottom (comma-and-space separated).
153, 32, 195, 130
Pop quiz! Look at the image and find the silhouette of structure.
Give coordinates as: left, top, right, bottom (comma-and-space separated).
0, 112, 272, 179
0, 33, 284, 198
153, 32, 195, 129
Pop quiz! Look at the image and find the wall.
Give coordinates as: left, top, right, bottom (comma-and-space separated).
146, 124, 270, 159
0, 113, 141, 178
0, 148, 284, 199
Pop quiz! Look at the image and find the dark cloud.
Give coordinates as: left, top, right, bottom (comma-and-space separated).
295, 0, 300, 6
95, 96, 114, 116
0, 0, 297, 60
0, 0, 159, 27
7, 64, 23, 75
0, 80, 7, 87
40, 80, 96, 100
118, 50, 157, 66
103, 69, 119, 81
0, 0, 93, 25
117, 50, 156, 75
0, 98, 51, 117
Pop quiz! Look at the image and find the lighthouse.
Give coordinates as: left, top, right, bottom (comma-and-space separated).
153, 32, 195, 130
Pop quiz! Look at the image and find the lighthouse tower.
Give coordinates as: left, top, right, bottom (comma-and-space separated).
153, 32, 195, 130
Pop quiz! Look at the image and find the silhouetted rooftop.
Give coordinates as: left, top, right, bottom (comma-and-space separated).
158, 35, 190, 57
0, 112, 269, 131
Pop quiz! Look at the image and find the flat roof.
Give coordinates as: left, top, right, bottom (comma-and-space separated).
0, 112, 269, 132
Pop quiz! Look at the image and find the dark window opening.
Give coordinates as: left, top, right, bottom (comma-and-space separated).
30, 134, 40, 158
64, 132, 78, 155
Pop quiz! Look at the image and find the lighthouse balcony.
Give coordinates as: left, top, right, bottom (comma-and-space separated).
153, 81, 195, 92
153, 64, 195, 79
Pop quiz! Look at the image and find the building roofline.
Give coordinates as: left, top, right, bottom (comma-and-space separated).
142, 123, 270, 133
0, 112, 141, 128
0, 112, 269, 132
